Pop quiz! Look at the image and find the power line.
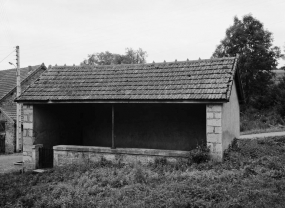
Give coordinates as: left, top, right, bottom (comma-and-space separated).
0, 49, 15, 64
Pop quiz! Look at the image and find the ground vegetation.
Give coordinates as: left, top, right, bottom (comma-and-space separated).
1, 137, 285, 207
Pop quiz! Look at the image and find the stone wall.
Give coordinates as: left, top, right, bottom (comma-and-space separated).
22, 104, 34, 169
54, 145, 189, 166
206, 104, 223, 161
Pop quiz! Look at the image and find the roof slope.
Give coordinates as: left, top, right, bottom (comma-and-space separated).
17, 57, 240, 102
0, 65, 41, 100
0, 105, 16, 121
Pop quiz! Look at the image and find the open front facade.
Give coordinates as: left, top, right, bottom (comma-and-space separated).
33, 103, 206, 150
23, 103, 208, 167
22, 84, 239, 168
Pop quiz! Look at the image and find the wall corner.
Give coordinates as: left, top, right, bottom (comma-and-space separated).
206, 104, 223, 161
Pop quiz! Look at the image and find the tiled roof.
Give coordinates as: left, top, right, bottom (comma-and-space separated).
0, 105, 16, 120
0, 65, 41, 100
17, 57, 240, 102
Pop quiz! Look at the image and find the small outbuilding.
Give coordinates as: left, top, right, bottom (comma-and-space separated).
0, 64, 46, 153
16, 56, 243, 169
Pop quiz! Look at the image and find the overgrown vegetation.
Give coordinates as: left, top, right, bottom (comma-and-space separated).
1, 137, 285, 207
241, 76, 285, 134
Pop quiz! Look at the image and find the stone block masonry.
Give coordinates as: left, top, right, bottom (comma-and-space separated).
206, 104, 223, 161
53, 145, 189, 166
22, 104, 35, 169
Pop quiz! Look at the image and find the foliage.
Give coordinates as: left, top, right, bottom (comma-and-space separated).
240, 106, 285, 133
2, 137, 285, 207
239, 74, 285, 134
188, 143, 210, 164
82, 48, 147, 65
272, 76, 285, 117
212, 14, 283, 105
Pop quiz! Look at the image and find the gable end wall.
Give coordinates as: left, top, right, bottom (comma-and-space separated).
222, 80, 240, 150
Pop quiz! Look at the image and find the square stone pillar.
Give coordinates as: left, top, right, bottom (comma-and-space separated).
32, 144, 43, 169
206, 104, 223, 161
22, 104, 34, 169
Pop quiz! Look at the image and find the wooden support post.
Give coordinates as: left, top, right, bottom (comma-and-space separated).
112, 104, 115, 149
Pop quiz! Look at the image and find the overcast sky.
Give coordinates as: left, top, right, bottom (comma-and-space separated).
0, 0, 284, 71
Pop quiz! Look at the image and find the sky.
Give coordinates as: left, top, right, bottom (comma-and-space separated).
0, 0, 284, 71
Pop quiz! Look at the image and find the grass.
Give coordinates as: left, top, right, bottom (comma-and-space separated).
1, 137, 285, 207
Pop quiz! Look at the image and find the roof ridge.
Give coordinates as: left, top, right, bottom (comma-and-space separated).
51, 57, 237, 69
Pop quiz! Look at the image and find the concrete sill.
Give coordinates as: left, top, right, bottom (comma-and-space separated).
53, 145, 189, 158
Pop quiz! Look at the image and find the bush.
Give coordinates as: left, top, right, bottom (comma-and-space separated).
272, 77, 285, 117
188, 143, 210, 164
153, 157, 168, 167
133, 167, 147, 184
240, 76, 285, 133
240, 106, 285, 133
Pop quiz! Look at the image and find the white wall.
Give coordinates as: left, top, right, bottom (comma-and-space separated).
222, 80, 240, 151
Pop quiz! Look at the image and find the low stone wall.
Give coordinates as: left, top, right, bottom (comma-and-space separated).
53, 145, 189, 166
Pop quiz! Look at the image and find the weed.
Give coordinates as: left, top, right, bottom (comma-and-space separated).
133, 166, 147, 184
188, 143, 210, 164
154, 157, 167, 167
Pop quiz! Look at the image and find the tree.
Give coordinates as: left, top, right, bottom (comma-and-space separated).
82, 48, 147, 65
212, 14, 283, 105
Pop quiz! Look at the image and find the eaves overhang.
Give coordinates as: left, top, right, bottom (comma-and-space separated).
15, 98, 229, 104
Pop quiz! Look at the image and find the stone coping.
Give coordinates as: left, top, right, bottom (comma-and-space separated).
53, 145, 189, 158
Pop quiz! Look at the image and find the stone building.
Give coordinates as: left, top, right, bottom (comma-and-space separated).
0, 64, 46, 153
16, 57, 243, 168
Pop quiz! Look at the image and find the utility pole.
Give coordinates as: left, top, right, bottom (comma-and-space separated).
16, 46, 22, 152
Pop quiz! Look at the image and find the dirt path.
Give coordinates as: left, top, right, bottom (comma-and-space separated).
240, 131, 285, 139
0, 153, 23, 174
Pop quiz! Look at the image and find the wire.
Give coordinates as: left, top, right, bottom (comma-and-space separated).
0, 49, 15, 64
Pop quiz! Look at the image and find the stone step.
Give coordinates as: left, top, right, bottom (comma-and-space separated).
14, 161, 23, 166
32, 169, 46, 173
